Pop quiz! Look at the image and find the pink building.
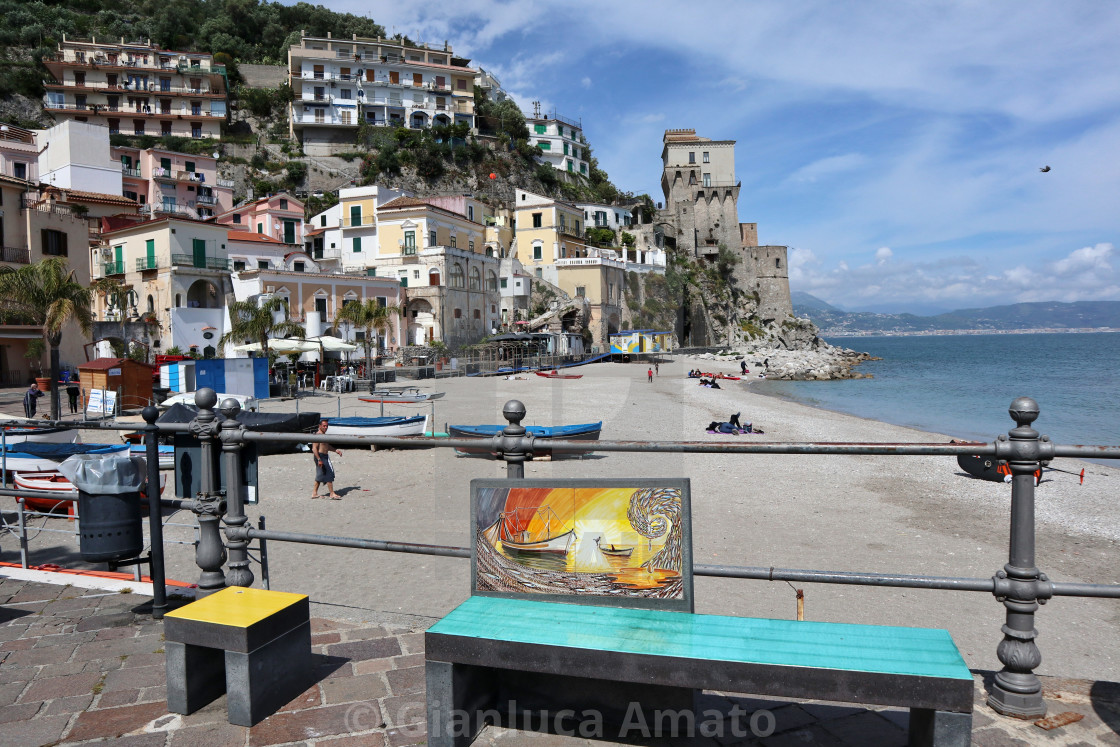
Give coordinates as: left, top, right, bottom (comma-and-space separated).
0, 124, 39, 182
111, 145, 234, 220
216, 194, 305, 246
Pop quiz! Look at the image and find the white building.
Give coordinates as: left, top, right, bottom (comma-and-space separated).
578, 202, 634, 233
36, 120, 122, 193
526, 113, 589, 177
304, 185, 406, 272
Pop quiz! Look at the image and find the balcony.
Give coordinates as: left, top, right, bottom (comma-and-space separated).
0, 246, 30, 264
216, 177, 235, 188
195, 194, 216, 206
122, 166, 141, 178
152, 167, 174, 181
171, 254, 230, 271
176, 170, 205, 183
45, 80, 223, 97
102, 260, 126, 276
555, 256, 625, 269
135, 256, 160, 271
558, 225, 582, 239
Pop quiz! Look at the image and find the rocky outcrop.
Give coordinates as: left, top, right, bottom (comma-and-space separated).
686, 343, 877, 381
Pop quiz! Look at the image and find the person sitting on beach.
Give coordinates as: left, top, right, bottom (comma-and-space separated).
710, 380, 721, 389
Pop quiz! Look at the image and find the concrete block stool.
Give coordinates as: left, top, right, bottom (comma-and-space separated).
163, 587, 312, 726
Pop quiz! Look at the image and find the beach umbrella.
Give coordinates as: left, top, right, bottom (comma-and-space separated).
230, 341, 264, 353
267, 338, 321, 353
309, 335, 359, 352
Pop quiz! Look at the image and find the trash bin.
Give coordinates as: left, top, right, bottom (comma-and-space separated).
58, 453, 147, 563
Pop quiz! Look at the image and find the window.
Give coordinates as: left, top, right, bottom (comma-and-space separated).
537, 141, 550, 150
563, 143, 569, 155
429, 229, 437, 246
134, 120, 145, 135
500, 278, 507, 289
350, 205, 361, 226
353, 237, 361, 253
473, 309, 480, 319
376, 296, 387, 308
469, 267, 480, 290
257, 223, 264, 234
532, 213, 542, 228
341, 110, 351, 125
535, 268, 543, 278
320, 215, 327, 227
575, 286, 586, 298
580, 163, 586, 174
185, 161, 195, 173
567, 160, 573, 172
776, 257, 782, 269
233, 260, 246, 271
533, 244, 542, 260
688, 152, 695, 164
279, 199, 287, 210
13, 163, 26, 180
315, 297, 327, 315
413, 270, 419, 279
404, 230, 416, 255
703, 151, 709, 163
454, 309, 462, 318
340, 89, 352, 100
703, 173, 711, 187
258, 260, 269, 270
450, 263, 464, 288
191, 123, 202, 138
41, 229, 68, 256
468, 240, 474, 252
457, 78, 466, 90
449, 235, 456, 248
467, 206, 474, 221
532, 124, 544, 134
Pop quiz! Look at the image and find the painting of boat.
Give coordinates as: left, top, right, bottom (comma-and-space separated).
449, 422, 602, 458
326, 415, 429, 438
472, 479, 693, 608
2, 426, 80, 445
535, 371, 583, 380
1, 442, 129, 473
360, 386, 445, 404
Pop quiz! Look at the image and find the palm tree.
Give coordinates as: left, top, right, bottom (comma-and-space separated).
333, 299, 401, 373
219, 296, 305, 358
91, 278, 135, 356
0, 257, 93, 420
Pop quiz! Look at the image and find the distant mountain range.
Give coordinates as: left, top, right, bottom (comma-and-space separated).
790, 293, 1120, 335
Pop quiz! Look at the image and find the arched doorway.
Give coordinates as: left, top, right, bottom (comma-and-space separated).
186, 279, 220, 309
407, 299, 435, 345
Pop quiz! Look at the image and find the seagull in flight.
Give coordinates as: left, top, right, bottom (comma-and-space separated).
1039, 165, 1051, 172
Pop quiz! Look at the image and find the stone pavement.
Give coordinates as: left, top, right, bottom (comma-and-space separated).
1, 578, 1118, 746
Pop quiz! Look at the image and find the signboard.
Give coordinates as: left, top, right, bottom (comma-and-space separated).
107, 368, 122, 377
104, 390, 117, 416
85, 388, 103, 414
84, 389, 118, 416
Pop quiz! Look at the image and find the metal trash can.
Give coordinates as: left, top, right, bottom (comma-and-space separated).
59, 453, 147, 563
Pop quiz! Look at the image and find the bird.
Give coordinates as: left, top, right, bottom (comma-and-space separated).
1040, 166, 1051, 172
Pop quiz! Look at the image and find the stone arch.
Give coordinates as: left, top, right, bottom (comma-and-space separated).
410, 111, 429, 128
186, 279, 220, 309
469, 266, 481, 290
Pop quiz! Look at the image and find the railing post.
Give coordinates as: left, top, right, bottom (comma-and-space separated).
987, 397, 1051, 718
497, 400, 532, 479
141, 406, 168, 618
188, 388, 226, 595
220, 398, 253, 588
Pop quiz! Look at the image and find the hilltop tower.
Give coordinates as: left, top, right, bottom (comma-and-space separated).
660, 129, 741, 258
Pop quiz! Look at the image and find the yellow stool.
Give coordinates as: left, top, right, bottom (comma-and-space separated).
164, 587, 311, 726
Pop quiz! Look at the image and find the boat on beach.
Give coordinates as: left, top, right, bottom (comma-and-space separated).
156, 403, 320, 455
2, 426, 80, 445
13, 471, 168, 512
359, 386, 445, 404
449, 422, 602, 458
1, 442, 129, 473
326, 415, 429, 438
535, 371, 583, 380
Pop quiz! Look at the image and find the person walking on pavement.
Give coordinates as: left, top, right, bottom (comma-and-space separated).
647, 367, 653, 383
311, 419, 343, 499
654, 361, 659, 376
66, 382, 80, 414
23, 382, 44, 419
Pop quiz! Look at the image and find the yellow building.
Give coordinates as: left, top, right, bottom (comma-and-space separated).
512, 189, 589, 271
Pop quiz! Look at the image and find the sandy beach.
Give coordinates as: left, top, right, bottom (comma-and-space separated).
7, 358, 1120, 683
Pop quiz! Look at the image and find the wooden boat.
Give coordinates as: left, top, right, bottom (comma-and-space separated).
597, 542, 633, 558
535, 371, 583, 380
359, 386, 446, 404
953, 440, 1042, 483
483, 506, 574, 554
2, 426, 80, 445
327, 415, 429, 438
449, 422, 602, 458
14, 471, 167, 513
1, 443, 129, 473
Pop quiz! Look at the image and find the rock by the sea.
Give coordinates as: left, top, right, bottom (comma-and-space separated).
687, 344, 876, 381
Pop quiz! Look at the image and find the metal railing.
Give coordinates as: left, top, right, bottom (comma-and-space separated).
135, 256, 160, 271
1, 392, 1118, 720
102, 260, 125, 275
1, 246, 30, 264
171, 254, 230, 270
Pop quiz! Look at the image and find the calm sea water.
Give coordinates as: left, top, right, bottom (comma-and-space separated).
751, 332, 1120, 447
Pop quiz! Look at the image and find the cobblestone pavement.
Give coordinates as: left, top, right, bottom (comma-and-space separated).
1, 578, 1118, 746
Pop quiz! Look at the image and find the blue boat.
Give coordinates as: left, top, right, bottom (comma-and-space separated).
448, 422, 602, 458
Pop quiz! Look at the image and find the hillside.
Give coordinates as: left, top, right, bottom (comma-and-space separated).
792, 295, 1120, 335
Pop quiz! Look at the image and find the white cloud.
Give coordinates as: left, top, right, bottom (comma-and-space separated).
1050, 243, 1113, 276
784, 153, 866, 185
580, 76, 591, 89
875, 247, 893, 265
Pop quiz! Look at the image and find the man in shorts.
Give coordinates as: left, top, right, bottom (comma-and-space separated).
311, 419, 343, 499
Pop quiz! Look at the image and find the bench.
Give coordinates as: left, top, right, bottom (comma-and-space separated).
425, 478, 974, 745
163, 586, 312, 726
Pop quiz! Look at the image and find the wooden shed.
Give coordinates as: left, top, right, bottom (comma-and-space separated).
78, 358, 155, 412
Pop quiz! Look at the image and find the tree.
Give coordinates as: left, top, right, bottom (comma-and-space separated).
333, 299, 401, 372
0, 257, 92, 419
219, 296, 305, 357
91, 277, 135, 353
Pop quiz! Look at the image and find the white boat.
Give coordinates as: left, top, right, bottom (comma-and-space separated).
326, 414, 429, 438
1, 443, 129, 473
128, 444, 175, 470
14, 471, 167, 498
1, 425, 80, 445
360, 387, 445, 404
159, 392, 258, 412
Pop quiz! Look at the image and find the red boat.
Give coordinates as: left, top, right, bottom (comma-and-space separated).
536, 371, 583, 380
688, 372, 741, 381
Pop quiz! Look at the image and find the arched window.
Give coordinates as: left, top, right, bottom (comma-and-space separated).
147, 294, 154, 313
487, 271, 498, 291
469, 266, 481, 290
450, 263, 464, 288
174, 293, 182, 308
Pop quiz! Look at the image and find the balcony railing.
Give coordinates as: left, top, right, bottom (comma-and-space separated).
102, 260, 126, 275
195, 194, 216, 206
121, 166, 141, 178
45, 81, 222, 96
1, 246, 30, 264
171, 254, 230, 271
176, 171, 205, 183
216, 177, 235, 188
152, 167, 174, 180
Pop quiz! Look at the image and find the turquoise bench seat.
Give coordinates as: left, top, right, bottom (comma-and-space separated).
425, 596, 974, 746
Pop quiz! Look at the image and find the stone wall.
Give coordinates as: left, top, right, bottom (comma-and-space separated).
240, 64, 289, 89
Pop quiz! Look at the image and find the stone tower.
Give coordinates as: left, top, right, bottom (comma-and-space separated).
660, 129, 741, 258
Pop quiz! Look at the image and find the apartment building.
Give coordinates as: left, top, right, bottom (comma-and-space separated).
112, 146, 234, 220
288, 33, 477, 155
227, 231, 313, 274
96, 217, 232, 355
0, 125, 39, 182
43, 36, 229, 140
0, 177, 96, 383
526, 113, 589, 176
304, 186, 405, 271
216, 194, 305, 245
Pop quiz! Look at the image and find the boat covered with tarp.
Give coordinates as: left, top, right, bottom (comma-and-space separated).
1, 442, 129, 473
156, 403, 320, 454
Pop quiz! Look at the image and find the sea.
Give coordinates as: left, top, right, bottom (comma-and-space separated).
750, 332, 1120, 449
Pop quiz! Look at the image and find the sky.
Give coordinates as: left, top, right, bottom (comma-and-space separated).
304, 1, 1120, 314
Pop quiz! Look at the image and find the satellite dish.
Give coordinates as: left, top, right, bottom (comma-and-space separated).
212, 152, 219, 159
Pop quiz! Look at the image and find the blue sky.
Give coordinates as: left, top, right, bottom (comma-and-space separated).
307, 1, 1120, 314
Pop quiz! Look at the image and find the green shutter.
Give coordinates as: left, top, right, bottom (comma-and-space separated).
534, 124, 546, 134
192, 238, 206, 268
350, 205, 361, 226
145, 239, 155, 268
353, 236, 361, 252
257, 222, 263, 234
185, 161, 195, 173
284, 220, 296, 244
538, 142, 550, 150
160, 157, 171, 171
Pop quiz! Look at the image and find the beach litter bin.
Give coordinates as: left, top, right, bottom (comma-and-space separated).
59, 453, 147, 562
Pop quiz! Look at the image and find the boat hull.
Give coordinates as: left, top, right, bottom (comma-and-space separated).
2, 427, 80, 445
535, 372, 583, 379
449, 423, 601, 458
360, 388, 445, 404
501, 528, 575, 554
14, 471, 167, 512
327, 415, 429, 439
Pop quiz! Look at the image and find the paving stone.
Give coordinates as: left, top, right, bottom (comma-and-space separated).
167, 720, 250, 747
279, 683, 323, 712
97, 688, 142, 708
389, 653, 423, 669
36, 630, 98, 647
818, 711, 906, 746
8, 587, 64, 604
122, 651, 168, 668
353, 658, 392, 676
22, 671, 102, 701
310, 617, 360, 633
379, 694, 425, 729
103, 664, 166, 692
0, 713, 71, 746
385, 724, 427, 747
77, 611, 138, 632
0, 636, 37, 651
762, 705, 818, 735
325, 637, 402, 662
247, 702, 371, 746
40, 659, 109, 678
4, 642, 76, 666
0, 680, 29, 707
0, 623, 31, 642
0, 700, 43, 723
138, 685, 167, 703
971, 728, 1033, 747
397, 633, 425, 655
317, 733, 388, 747
66, 700, 170, 741
311, 632, 342, 645
43, 692, 94, 716
385, 666, 424, 696
321, 673, 389, 705
97, 625, 141, 641
179, 696, 232, 727
88, 732, 171, 747
77, 634, 165, 659
340, 626, 393, 642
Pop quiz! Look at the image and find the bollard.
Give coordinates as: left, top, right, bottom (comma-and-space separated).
987, 397, 1052, 718
142, 406, 168, 618
220, 398, 253, 588
189, 388, 227, 596
497, 400, 532, 479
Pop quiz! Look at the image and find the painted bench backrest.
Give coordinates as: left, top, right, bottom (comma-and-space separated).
469, 478, 694, 612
